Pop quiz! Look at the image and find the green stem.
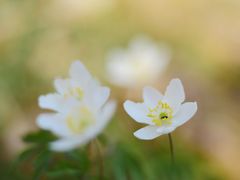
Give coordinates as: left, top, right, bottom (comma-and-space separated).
95, 139, 104, 180
168, 133, 175, 165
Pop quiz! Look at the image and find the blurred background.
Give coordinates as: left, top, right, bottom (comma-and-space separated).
0, 0, 240, 179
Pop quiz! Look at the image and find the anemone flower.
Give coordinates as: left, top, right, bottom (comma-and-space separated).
37, 60, 116, 152
106, 36, 171, 88
124, 79, 197, 140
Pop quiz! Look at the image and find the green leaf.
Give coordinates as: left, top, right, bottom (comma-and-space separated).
10, 146, 38, 174
44, 153, 89, 179
23, 130, 56, 144
33, 148, 53, 180
47, 167, 81, 178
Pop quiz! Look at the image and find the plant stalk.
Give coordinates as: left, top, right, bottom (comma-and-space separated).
95, 139, 104, 180
168, 133, 175, 165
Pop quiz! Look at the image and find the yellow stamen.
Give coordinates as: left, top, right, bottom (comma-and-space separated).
148, 101, 173, 126
152, 119, 162, 126
67, 107, 94, 134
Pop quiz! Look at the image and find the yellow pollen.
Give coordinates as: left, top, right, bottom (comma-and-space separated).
67, 107, 94, 134
152, 119, 162, 126
147, 101, 173, 126
65, 87, 84, 100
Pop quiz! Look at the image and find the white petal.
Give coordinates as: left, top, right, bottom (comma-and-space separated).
37, 113, 71, 137
156, 126, 176, 134
50, 137, 87, 152
123, 100, 152, 125
51, 101, 117, 152
54, 78, 69, 95
37, 113, 57, 129
69, 60, 91, 82
84, 101, 116, 141
163, 79, 185, 114
106, 51, 136, 87
172, 102, 197, 127
38, 93, 79, 113
134, 125, 160, 140
89, 87, 110, 110
38, 93, 64, 112
143, 86, 163, 108
100, 101, 116, 125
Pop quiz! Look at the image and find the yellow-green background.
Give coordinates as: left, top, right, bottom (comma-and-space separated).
0, 0, 240, 179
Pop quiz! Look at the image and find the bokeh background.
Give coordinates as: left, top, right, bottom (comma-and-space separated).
0, 0, 240, 179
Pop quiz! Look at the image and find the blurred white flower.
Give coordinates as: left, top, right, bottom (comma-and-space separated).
39, 61, 110, 112
106, 36, 171, 87
124, 79, 197, 140
37, 60, 116, 152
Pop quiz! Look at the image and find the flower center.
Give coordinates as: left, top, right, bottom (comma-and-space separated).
67, 107, 94, 134
147, 101, 173, 126
65, 87, 84, 100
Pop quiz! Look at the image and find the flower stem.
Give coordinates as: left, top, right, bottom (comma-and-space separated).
95, 139, 104, 179
168, 133, 175, 165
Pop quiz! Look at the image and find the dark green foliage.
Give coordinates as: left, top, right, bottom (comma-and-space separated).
9, 129, 227, 180
11, 130, 90, 180
23, 130, 57, 144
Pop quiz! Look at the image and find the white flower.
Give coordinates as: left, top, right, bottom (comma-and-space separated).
39, 61, 110, 112
123, 79, 197, 140
106, 36, 171, 87
37, 60, 116, 152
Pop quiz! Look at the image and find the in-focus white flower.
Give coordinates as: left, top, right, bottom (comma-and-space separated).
37, 60, 116, 152
106, 36, 171, 87
123, 79, 197, 140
